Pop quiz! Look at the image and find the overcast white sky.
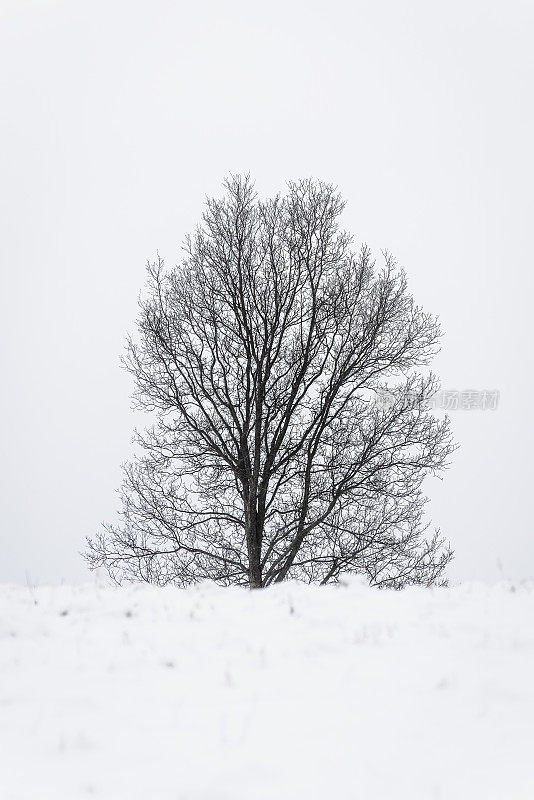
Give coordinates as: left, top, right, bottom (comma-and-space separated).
1, 0, 532, 585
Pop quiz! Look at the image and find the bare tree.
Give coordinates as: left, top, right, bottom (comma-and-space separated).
86, 176, 455, 588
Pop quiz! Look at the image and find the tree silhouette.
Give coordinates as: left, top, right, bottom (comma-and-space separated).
86, 176, 454, 588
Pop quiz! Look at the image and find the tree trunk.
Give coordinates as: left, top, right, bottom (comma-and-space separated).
248, 560, 262, 588
245, 505, 263, 588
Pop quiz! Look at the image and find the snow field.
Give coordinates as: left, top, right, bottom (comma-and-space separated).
0, 579, 533, 799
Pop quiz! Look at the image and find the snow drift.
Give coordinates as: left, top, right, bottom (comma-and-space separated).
0, 579, 532, 799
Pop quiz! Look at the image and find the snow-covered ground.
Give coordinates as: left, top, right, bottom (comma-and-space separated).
0, 580, 533, 799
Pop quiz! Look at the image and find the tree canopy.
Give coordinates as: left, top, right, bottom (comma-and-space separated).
86, 176, 454, 588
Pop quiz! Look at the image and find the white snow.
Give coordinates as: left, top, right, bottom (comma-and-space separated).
0, 579, 533, 799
